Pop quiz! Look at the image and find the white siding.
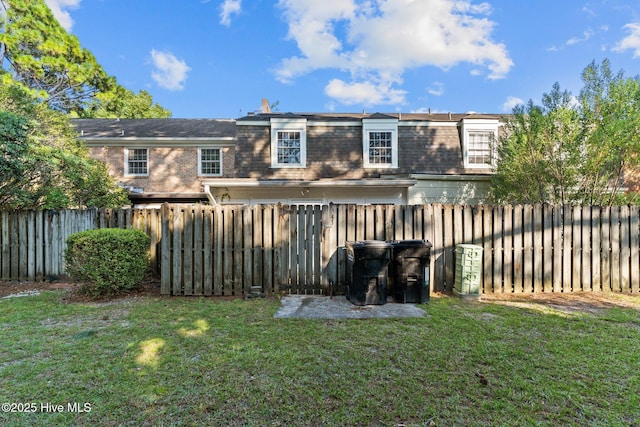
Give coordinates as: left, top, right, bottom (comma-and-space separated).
409, 175, 491, 205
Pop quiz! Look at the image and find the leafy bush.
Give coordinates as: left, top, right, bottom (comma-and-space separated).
65, 228, 150, 296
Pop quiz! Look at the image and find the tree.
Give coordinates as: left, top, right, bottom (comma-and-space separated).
0, 0, 113, 114
491, 59, 640, 205
0, 81, 129, 209
0, 110, 39, 207
491, 83, 582, 204
82, 86, 171, 119
578, 59, 640, 205
1, 0, 171, 118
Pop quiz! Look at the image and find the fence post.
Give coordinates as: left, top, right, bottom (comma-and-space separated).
630, 206, 640, 293
160, 203, 172, 295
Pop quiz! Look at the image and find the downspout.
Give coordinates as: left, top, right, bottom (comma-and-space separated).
204, 185, 218, 206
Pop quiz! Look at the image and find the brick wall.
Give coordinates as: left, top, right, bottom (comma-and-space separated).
89, 145, 235, 192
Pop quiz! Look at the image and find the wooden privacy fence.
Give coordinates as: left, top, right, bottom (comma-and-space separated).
0, 209, 161, 281
2, 204, 640, 296
160, 203, 640, 296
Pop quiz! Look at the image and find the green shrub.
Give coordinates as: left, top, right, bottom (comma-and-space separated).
65, 228, 151, 296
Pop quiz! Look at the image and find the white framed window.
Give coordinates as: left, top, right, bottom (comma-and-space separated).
199, 147, 222, 176
276, 131, 301, 164
363, 118, 398, 168
461, 118, 499, 168
368, 131, 394, 164
467, 132, 495, 166
125, 147, 148, 176
270, 118, 307, 168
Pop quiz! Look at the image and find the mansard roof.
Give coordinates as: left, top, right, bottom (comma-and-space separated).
72, 118, 237, 139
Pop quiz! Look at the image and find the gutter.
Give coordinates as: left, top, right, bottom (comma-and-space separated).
203, 185, 218, 205
201, 178, 417, 188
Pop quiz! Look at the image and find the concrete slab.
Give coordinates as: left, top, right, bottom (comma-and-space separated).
273, 295, 426, 319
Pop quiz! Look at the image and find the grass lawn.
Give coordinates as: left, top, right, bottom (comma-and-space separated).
1, 290, 639, 426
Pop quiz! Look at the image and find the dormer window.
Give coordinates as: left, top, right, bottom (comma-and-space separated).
461, 118, 499, 168
467, 131, 495, 166
276, 131, 301, 164
363, 117, 398, 168
270, 118, 307, 168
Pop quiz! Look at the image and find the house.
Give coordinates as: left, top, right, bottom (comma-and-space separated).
73, 112, 502, 206
74, 118, 236, 207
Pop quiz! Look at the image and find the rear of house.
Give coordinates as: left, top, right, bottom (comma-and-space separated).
73, 112, 503, 206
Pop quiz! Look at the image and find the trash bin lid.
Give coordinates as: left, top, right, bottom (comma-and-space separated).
351, 240, 392, 248
456, 243, 483, 250
391, 239, 432, 248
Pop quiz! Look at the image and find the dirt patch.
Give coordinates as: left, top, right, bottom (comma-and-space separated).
0, 277, 161, 302
480, 292, 640, 314
2, 280, 639, 313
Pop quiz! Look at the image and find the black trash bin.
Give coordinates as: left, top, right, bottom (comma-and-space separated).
345, 241, 392, 306
390, 240, 432, 303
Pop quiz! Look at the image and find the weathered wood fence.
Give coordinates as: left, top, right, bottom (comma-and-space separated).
2, 204, 640, 296
0, 209, 160, 281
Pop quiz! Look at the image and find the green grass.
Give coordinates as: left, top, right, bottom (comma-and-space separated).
1, 291, 639, 426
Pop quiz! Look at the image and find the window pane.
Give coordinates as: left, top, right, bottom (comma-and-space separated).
128, 148, 148, 175
368, 131, 392, 164
200, 148, 221, 175
468, 132, 494, 165
277, 131, 301, 164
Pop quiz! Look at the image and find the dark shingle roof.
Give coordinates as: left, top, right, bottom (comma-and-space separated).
71, 118, 236, 138
73, 113, 504, 139
236, 112, 503, 122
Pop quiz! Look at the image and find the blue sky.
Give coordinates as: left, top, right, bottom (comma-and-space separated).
46, 0, 640, 118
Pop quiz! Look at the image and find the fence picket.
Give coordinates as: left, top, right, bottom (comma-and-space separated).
1, 212, 8, 278
263, 206, 274, 295
552, 205, 563, 293
492, 206, 504, 293
542, 204, 553, 292
243, 206, 254, 295
600, 207, 611, 292
183, 207, 194, 296
194, 206, 204, 296
172, 206, 183, 296
336, 204, 347, 289
533, 205, 543, 293
233, 207, 244, 295
591, 207, 602, 292
481, 205, 493, 293
631, 206, 640, 293
582, 206, 592, 291
620, 205, 631, 292
253, 205, 263, 294
562, 205, 573, 292
611, 207, 621, 292
502, 205, 513, 293
443, 205, 454, 291
203, 207, 213, 296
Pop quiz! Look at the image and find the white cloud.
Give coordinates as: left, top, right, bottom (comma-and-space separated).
325, 78, 407, 106
275, 0, 512, 106
502, 96, 524, 112
427, 82, 445, 96
566, 29, 594, 46
150, 50, 191, 91
613, 22, 640, 58
220, 0, 242, 26
44, 0, 80, 32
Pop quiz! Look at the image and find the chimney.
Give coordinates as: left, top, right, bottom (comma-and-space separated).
261, 98, 271, 114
